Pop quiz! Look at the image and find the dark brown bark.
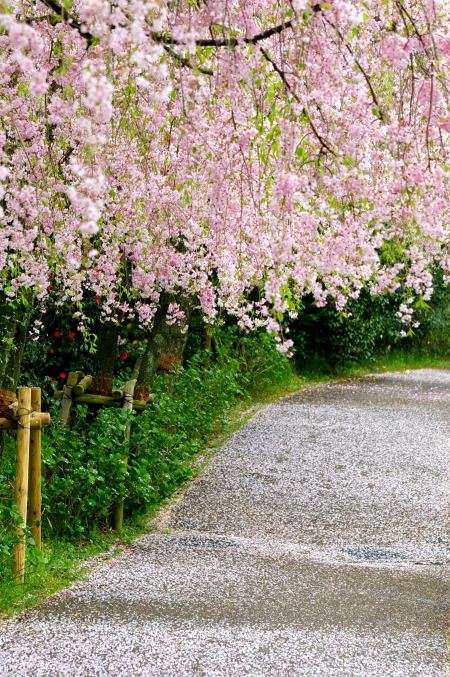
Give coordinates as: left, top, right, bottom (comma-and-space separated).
92, 320, 120, 395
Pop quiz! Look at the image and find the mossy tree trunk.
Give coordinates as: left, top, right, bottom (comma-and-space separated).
135, 293, 193, 400
4, 302, 35, 390
0, 307, 19, 391
0, 292, 34, 391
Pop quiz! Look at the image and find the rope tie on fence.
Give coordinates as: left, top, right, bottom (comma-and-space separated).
64, 385, 75, 400
15, 406, 31, 430
16, 407, 34, 415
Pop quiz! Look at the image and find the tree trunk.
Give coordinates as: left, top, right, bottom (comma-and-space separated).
0, 306, 19, 391
91, 320, 120, 396
3, 298, 35, 390
135, 294, 193, 400
0, 293, 35, 387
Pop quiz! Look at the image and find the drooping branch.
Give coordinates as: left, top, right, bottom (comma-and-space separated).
321, 15, 386, 122
38, 0, 295, 53
259, 47, 336, 156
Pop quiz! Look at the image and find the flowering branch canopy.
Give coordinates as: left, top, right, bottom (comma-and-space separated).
0, 0, 449, 338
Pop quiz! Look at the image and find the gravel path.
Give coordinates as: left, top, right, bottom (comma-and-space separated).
1, 369, 450, 676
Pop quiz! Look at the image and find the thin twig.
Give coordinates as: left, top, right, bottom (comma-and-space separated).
163, 44, 214, 76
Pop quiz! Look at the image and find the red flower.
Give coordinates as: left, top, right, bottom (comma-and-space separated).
54, 331, 62, 338
49, 377, 57, 383
59, 373, 67, 379
48, 274, 53, 280
121, 311, 125, 317
71, 306, 75, 312
68, 331, 75, 338
94, 295, 100, 303
47, 284, 54, 291
120, 352, 128, 360
49, 349, 55, 355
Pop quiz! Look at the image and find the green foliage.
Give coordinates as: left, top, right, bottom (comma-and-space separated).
20, 295, 98, 403
0, 440, 45, 583
0, 328, 292, 550
39, 407, 129, 537
408, 270, 450, 354
288, 289, 403, 373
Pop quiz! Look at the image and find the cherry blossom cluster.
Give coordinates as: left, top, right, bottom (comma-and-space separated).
0, 0, 449, 335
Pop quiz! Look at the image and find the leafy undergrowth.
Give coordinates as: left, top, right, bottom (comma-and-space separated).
1, 344, 449, 618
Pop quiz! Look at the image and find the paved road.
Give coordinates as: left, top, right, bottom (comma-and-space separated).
1, 369, 449, 676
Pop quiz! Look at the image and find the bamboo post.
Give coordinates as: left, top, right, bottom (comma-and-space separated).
14, 387, 31, 583
28, 387, 42, 550
113, 379, 136, 532
72, 375, 92, 397
59, 371, 81, 424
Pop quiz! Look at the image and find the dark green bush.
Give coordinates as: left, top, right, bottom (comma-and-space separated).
288, 273, 450, 374
287, 289, 403, 373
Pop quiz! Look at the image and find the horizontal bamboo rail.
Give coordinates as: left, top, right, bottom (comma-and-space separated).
71, 394, 148, 410
0, 412, 51, 429
52, 392, 151, 410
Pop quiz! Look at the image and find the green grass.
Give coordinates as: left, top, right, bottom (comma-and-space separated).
1, 347, 449, 620
0, 518, 151, 620
295, 349, 450, 382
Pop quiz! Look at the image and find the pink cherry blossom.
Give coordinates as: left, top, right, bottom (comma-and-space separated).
0, 0, 448, 339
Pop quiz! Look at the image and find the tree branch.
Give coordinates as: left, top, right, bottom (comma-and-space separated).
152, 21, 294, 48
40, 0, 94, 45
321, 15, 386, 122
40, 0, 296, 52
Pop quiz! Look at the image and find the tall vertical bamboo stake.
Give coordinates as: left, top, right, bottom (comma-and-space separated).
113, 378, 136, 532
28, 387, 42, 550
14, 387, 31, 583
